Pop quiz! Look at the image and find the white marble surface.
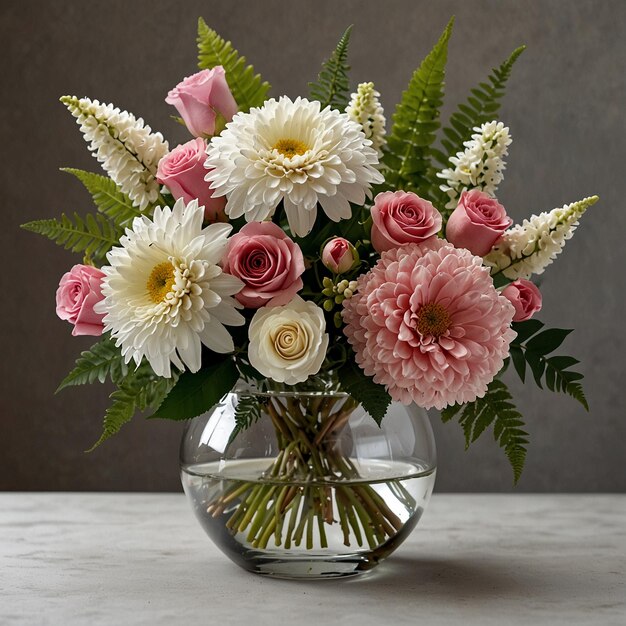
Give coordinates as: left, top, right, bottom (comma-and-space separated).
1, 493, 624, 625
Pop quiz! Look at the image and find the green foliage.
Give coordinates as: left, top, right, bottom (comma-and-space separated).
21, 212, 121, 263
308, 25, 353, 111
150, 356, 239, 421
510, 320, 588, 410
197, 17, 270, 112
62, 168, 142, 228
442, 379, 528, 484
88, 364, 176, 451
229, 394, 264, 444
381, 17, 454, 200
57, 338, 127, 392
337, 358, 391, 425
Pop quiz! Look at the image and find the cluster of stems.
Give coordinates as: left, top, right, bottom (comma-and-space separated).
206, 394, 416, 550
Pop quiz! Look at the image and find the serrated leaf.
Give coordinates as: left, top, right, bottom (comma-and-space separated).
197, 18, 270, 112
57, 337, 127, 391
150, 357, 239, 421
441, 403, 462, 422
309, 25, 353, 111
61, 168, 142, 228
526, 328, 573, 355
337, 359, 391, 425
228, 393, 264, 445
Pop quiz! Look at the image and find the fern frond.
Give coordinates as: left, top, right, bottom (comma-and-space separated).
446, 379, 528, 484
309, 25, 353, 110
21, 212, 121, 262
228, 394, 264, 444
62, 168, 142, 228
57, 338, 127, 392
435, 46, 525, 169
197, 18, 270, 112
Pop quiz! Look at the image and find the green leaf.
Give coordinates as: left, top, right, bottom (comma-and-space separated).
381, 17, 454, 200
512, 319, 544, 344
88, 364, 176, 451
446, 379, 528, 484
441, 403, 462, 423
308, 25, 353, 111
57, 337, 127, 392
150, 357, 239, 421
228, 393, 264, 445
526, 328, 572, 355
337, 359, 391, 425
21, 212, 121, 263
510, 345, 526, 383
197, 18, 270, 112
61, 168, 142, 228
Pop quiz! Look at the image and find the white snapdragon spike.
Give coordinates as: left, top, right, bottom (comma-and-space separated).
437, 121, 511, 209
61, 96, 169, 211
484, 196, 599, 279
205, 96, 384, 238
345, 82, 386, 156
96, 198, 245, 378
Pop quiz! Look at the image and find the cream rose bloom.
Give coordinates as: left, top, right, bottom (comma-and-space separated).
248, 296, 329, 384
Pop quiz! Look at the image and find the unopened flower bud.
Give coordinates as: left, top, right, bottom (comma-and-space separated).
321, 237, 359, 274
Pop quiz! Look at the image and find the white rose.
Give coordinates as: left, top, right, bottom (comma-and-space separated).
248, 296, 329, 384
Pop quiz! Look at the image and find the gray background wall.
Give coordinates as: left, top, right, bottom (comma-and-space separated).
1, 0, 624, 492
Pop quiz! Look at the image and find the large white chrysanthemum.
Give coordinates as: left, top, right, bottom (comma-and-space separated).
61, 96, 169, 211
96, 199, 244, 378
205, 96, 384, 237
484, 196, 599, 279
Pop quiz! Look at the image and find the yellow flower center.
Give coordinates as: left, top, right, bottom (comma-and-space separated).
147, 261, 176, 303
273, 138, 309, 159
271, 322, 309, 360
416, 302, 451, 338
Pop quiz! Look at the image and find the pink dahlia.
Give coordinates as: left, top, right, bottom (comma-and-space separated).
342, 241, 516, 409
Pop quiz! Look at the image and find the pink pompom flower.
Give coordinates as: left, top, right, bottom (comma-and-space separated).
342, 241, 516, 409
370, 190, 442, 253
166, 67, 238, 137
502, 279, 542, 322
56, 264, 106, 336
157, 138, 226, 223
222, 222, 305, 308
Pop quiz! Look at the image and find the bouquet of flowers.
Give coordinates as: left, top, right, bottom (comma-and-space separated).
25, 18, 596, 552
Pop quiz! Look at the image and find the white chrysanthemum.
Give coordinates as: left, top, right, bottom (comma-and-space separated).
61, 96, 169, 211
484, 196, 599, 279
345, 82, 386, 156
205, 96, 384, 237
437, 121, 511, 210
96, 198, 245, 378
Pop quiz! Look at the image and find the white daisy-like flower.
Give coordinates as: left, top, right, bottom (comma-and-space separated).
61, 96, 169, 211
484, 196, 599, 279
205, 96, 384, 237
96, 198, 245, 378
437, 121, 511, 210
345, 82, 386, 157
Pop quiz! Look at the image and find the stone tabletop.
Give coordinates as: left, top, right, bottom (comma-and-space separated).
1, 493, 624, 625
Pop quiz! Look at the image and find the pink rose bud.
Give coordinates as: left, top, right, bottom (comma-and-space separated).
157, 138, 226, 223
321, 237, 359, 274
502, 279, 543, 322
445, 189, 513, 256
370, 191, 442, 253
165, 67, 238, 137
222, 222, 305, 309
56, 264, 106, 336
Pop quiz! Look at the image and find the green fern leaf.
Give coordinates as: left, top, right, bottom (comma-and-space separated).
228, 393, 264, 444
21, 212, 121, 262
447, 379, 528, 484
380, 17, 454, 200
57, 338, 127, 392
309, 25, 353, 110
197, 18, 270, 112
62, 168, 142, 228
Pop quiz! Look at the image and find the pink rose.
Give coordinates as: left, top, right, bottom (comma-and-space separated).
222, 222, 305, 309
501, 279, 543, 322
321, 237, 359, 274
56, 265, 106, 336
165, 67, 238, 137
445, 189, 513, 256
370, 191, 442, 253
157, 138, 226, 223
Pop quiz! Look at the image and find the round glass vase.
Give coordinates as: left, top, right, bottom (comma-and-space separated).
180, 384, 436, 580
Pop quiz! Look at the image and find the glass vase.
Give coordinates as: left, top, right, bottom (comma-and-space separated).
180, 383, 436, 579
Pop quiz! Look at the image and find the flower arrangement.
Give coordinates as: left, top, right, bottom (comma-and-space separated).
26, 17, 596, 493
